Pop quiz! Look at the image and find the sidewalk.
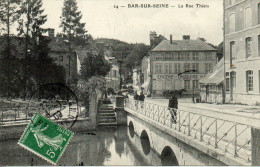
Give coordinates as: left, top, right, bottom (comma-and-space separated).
143, 97, 260, 127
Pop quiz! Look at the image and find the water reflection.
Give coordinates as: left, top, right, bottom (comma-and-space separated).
0, 126, 161, 166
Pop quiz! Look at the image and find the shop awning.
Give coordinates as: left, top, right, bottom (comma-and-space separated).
199, 59, 224, 85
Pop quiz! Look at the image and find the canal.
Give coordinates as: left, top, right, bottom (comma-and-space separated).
0, 114, 225, 166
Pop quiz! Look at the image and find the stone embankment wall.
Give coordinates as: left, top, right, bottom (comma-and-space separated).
0, 90, 102, 141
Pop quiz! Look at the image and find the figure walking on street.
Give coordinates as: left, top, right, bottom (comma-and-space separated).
139, 91, 145, 108
134, 91, 139, 110
168, 93, 178, 124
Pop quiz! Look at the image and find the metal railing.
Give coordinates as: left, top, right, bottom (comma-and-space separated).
0, 100, 83, 124
125, 98, 252, 162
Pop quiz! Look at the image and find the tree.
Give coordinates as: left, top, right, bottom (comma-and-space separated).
17, 0, 47, 57
0, 0, 20, 57
80, 53, 111, 81
60, 0, 86, 38
16, 0, 47, 99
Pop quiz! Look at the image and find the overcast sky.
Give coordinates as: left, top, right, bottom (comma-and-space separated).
41, 0, 223, 45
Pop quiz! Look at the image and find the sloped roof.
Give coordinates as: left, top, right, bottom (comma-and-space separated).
199, 59, 224, 85
152, 39, 217, 52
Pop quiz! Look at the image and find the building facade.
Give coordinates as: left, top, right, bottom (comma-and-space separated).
105, 61, 120, 91
150, 36, 217, 97
141, 31, 166, 95
47, 36, 78, 84
224, 0, 260, 105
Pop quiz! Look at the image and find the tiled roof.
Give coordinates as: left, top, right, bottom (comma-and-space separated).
199, 59, 224, 85
152, 39, 217, 52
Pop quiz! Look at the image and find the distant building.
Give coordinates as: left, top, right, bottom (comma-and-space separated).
148, 35, 217, 97
141, 31, 166, 95
105, 56, 120, 91
45, 29, 78, 84
133, 66, 141, 89
95, 42, 121, 91
224, 0, 260, 105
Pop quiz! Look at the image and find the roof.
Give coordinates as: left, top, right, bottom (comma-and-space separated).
199, 59, 224, 85
47, 37, 70, 52
151, 39, 217, 52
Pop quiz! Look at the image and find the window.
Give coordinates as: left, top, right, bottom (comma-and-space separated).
192, 52, 199, 60
165, 53, 171, 61
205, 63, 212, 73
185, 53, 190, 60
205, 52, 212, 60
172, 53, 178, 60
229, 13, 235, 33
245, 7, 252, 28
184, 80, 190, 89
258, 3, 260, 24
258, 35, 260, 57
55, 57, 58, 61
175, 63, 181, 74
113, 70, 117, 77
184, 63, 190, 72
155, 64, 162, 74
193, 80, 199, 89
165, 64, 172, 74
230, 41, 236, 67
59, 56, 63, 62
191, 63, 199, 73
246, 70, 253, 92
226, 72, 230, 91
246, 37, 252, 58
178, 53, 185, 60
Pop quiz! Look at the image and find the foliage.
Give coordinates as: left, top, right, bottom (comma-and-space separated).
0, 0, 20, 32
33, 37, 66, 86
0, 0, 21, 57
80, 53, 111, 81
17, 0, 47, 41
60, 0, 86, 37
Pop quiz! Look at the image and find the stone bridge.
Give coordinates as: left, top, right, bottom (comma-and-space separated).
127, 114, 225, 165
124, 99, 260, 166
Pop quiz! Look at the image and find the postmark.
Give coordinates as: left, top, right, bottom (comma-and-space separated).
18, 113, 74, 165
29, 83, 79, 129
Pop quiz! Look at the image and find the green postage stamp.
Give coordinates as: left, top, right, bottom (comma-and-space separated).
18, 114, 74, 165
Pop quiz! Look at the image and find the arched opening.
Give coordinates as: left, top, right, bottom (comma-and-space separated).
161, 146, 179, 166
140, 130, 150, 155
128, 121, 135, 138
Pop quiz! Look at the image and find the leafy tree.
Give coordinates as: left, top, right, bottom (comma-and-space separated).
122, 43, 149, 78
80, 53, 111, 81
60, 0, 86, 37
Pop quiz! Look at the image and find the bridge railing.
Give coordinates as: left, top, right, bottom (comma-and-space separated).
125, 98, 252, 162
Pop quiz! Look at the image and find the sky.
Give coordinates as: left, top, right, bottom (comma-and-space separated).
16, 0, 224, 46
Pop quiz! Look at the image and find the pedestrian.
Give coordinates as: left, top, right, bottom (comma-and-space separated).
139, 91, 145, 101
139, 91, 145, 109
168, 93, 178, 124
134, 91, 139, 110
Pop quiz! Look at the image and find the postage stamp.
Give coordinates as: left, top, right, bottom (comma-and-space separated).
18, 113, 74, 165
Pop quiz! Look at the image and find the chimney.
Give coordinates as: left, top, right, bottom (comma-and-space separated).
170, 34, 172, 44
183, 35, 190, 40
47, 28, 55, 37
149, 31, 157, 46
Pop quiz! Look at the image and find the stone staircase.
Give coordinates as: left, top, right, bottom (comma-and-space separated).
97, 104, 117, 126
